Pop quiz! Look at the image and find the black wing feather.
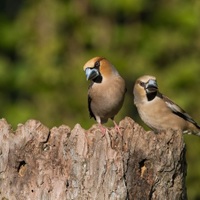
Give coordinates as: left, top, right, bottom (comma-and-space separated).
88, 82, 95, 119
88, 95, 95, 119
162, 94, 200, 129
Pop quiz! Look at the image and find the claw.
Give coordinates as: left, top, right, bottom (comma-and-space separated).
113, 120, 122, 136
98, 124, 107, 136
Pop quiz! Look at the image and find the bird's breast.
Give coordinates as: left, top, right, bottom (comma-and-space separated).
89, 77, 125, 118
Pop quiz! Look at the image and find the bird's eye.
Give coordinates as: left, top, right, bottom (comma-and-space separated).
139, 81, 145, 87
94, 60, 100, 68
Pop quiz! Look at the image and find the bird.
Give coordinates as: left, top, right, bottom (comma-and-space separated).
133, 75, 200, 136
83, 56, 126, 134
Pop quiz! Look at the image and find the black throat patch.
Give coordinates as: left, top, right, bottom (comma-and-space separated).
93, 74, 102, 83
146, 92, 157, 101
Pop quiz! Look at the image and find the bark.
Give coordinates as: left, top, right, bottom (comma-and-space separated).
0, 117, 187, 200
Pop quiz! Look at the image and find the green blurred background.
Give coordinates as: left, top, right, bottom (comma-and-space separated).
0, 0, 200, 198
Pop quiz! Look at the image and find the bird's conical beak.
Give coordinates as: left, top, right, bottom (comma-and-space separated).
85, 68, 99, 80
146, 79, 158, 93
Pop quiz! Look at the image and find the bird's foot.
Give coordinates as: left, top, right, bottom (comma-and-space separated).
98, 124, 107, 136
113, 121, 123, 136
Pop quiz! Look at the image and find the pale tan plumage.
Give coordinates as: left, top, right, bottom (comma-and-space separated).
83, 57, 126, 133
133, 75, 200, 136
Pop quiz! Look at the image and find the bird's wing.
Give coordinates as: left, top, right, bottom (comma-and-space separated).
162, 94, 200, 128
88, 82, 96, 119
88, 95, 95, 119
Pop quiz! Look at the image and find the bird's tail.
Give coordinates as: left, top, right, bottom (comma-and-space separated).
183, 126, 200, 137
191, 127, 200, 137
194, 124, 200, 137
193, 131, 200, 137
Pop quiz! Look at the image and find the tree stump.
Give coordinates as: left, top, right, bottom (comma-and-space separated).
0, 117, 187, 200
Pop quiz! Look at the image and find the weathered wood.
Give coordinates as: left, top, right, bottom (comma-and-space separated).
0, 117, 187, 200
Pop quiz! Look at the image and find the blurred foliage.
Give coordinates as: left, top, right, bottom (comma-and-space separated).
0, 0, 200, 198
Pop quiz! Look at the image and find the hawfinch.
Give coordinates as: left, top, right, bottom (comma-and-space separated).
133, 75, 200, 136
83, 57, 126, 133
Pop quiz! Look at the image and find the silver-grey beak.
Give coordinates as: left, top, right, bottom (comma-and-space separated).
145, 79, 158, 93
85, 68, 99, 80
